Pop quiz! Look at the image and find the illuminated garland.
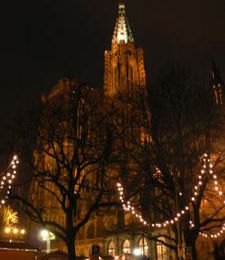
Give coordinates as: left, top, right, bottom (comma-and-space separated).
199, 223, 225, 239
0, 155, 19, 207
117, 153, 224, 233
198, 154, 225, 239
204, 154, 224, 197
117, 183, 188, 227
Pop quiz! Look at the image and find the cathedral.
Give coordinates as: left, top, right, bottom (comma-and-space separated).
28, 1, 225, 260
29, 1, 172, 259
74, 1, 172, 259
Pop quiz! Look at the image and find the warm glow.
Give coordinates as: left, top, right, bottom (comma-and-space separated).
112, 2, 133, 44
122, 240, 131, 254
40, 229, 55, 241
117, 32, 128, 43
133, 248, 141, 256
5, 227, 10, 234
21, 229, 26, 234
40, 229, 49, 240
4, 207, 19, 226
4, 226, 26, 235
13, 228, 18, 234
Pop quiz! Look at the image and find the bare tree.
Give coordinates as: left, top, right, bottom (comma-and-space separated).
11, 80, 118, 260
117, 65, 225, 260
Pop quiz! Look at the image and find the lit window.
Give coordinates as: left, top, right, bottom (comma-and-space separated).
108, 241, 115, 256
139, 238, 148, 256
156, 237, 167, 260
123, 239, 131, 254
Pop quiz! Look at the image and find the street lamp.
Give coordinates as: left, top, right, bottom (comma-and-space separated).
40, 229, 55, 254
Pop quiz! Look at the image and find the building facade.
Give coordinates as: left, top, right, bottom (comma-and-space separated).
76, 2, 173, 259
27, 1, 225, 259
29, 2, 174, 260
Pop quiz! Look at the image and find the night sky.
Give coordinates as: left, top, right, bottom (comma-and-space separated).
0, 0, 225, 155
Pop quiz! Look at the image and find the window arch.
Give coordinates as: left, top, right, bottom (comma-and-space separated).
156, 237, 167, 260
123, 239, 131, 254
108, 240, 115, 256
139, 237, 148, 256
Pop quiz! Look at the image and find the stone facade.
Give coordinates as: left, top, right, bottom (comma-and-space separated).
30, 2, 225, 260
76, 2, 170, 259
48, 2, 169, 260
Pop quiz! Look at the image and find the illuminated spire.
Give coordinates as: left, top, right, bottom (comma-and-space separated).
112, 1, 134, 44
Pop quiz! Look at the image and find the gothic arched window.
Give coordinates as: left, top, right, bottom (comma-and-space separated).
123, 239, 131, 254
108, 240, 115, 256
156, 237, 167, 260
139, 237, 149, 256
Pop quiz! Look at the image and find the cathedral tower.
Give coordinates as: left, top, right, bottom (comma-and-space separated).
104, 1, 146, 98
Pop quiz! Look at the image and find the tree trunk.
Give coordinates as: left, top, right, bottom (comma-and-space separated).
67, 234, 76, 260
66, 203, 76, 260
191, 241, 197, 260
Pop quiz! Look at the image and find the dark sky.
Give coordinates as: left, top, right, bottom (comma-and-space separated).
0, 0, 225, 151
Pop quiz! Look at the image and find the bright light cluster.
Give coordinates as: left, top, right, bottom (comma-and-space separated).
0, 155, 19, 207
40, 229, 55, 241
114, 4, 128, 43
4, 226, 25, 235
112, 2, 134, 44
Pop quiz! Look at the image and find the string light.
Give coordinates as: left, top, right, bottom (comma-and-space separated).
0, 155, 19, 207
116, 154, 209, 228
117, 153, 224, 233
199, 223, 225, 239
189, 220, 195, 228
117, 183, 189, 228
4, 226, 26, 235
197, 154, 225, 239
207, 158, 224, 198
